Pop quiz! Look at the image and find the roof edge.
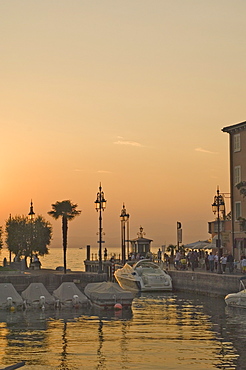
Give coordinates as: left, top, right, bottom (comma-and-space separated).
222, 121, 246, 133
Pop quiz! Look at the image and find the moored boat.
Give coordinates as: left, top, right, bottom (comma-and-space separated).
114, 259, 172, 292
0, 283, 23, 311
22, 283, 55, 309
53, 282, 89, 309
84, 281, 134, 310
225, 276, 246, 307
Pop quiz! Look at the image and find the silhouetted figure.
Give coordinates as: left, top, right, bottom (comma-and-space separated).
227, 253, 234, 273
104, 248, 108, 261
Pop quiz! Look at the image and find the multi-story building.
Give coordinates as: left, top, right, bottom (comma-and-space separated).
222, 121, 246, 260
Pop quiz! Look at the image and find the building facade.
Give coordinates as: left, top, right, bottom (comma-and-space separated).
222, 121, 246, 260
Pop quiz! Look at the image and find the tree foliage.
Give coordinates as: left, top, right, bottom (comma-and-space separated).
166, 244, 176, 257
48, 200, 81, 274
5, 215, 52, 259
0, 226, 3, 251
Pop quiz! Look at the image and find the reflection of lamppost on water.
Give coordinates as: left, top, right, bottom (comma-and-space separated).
120, 204, 130, 265
95, 184, 107, 273
212, 186, 225, 274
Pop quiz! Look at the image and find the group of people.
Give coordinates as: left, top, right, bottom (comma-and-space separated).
205, 252, 234, 273
174, 250, 199, 271
172, 249, 242, 274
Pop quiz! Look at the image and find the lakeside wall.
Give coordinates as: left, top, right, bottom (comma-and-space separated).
0, 270, 242, 297
0, 271, 107, 294
168, 270, 241, 297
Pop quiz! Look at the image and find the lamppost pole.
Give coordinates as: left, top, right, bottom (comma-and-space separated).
28, 200, 35, 269
212, 186, 225, 274
120, 204, 129, 265
95, 184, 106, 273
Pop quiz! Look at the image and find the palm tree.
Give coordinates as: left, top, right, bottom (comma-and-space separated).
48, 200, 81, 274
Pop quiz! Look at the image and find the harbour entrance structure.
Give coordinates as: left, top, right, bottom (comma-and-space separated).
129, 226, 153, 259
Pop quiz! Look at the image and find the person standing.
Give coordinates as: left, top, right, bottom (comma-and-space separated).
241, 256, 246, 274
214, 252, 218, 271
189, 251, 197, 272
221, 255, 227, 273
208, 253, 215, 272
174, 251, 181, 269
205, 251, 209, 271
227, 252, 234, 273
157, 248, 162, 263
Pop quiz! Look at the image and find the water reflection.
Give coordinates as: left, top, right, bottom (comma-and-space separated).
0, 293, 244, 369
96, 320, 105, 369
59, 321, 68, 370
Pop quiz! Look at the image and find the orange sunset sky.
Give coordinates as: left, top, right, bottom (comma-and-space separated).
1, 1, 246, 251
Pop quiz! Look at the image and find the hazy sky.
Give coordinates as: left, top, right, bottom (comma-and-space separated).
1, 1, 246, 251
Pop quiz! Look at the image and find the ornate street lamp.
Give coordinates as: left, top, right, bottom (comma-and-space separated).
28, 200, 35, 220
120, 203, 130, 264
28, 200, 35, 268
212, 186, 225, 274
95, 184, 107, 273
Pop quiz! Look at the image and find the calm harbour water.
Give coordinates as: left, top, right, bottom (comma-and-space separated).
0, 248, 245, 369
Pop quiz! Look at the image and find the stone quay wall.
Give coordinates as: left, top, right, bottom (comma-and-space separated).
0, 271, 107, 294
168, 270, 241, 297
0, 269, 242, 297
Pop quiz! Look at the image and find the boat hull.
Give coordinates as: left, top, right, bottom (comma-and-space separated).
225, 290, 246, 308
84, 282, 134, 310
114, 260, 173, 292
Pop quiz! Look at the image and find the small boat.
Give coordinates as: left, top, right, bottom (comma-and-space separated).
0, 283, 23, 311
0, 361, 25, 370
53, 282, 89, 309
225, 276, 246, 307
22, 283, 55, 309
114, 259, 172, 292
84, 281, 134, 310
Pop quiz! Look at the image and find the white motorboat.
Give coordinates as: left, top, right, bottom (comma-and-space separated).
225, 277, 246, 307
84, 281, 134, 310
114, 259, 172, 292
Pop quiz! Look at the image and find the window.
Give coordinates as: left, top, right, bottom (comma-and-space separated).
235, 165, 241, 185
235, 201, 242, 220
234, 133, 241, 152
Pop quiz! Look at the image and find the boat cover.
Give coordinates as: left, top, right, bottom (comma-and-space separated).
53, 282, 89, 306
21, 283, 55, 306
0, 283, 23, 309
84, 282, 134, 302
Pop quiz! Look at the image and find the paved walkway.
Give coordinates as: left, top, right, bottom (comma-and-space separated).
166, 263, 244, 277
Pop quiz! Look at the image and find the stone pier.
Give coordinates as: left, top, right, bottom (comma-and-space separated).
0, 270, 107, 294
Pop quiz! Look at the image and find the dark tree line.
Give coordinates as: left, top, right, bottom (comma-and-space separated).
5, 215, 52, 262
2, 199, 81, 273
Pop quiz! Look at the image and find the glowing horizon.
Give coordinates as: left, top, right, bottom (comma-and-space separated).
1, 1, 244, 250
